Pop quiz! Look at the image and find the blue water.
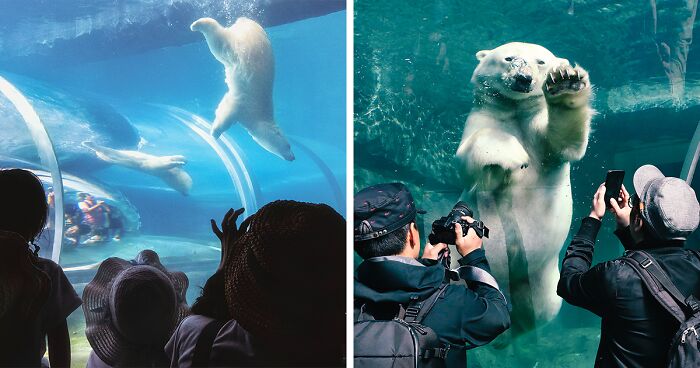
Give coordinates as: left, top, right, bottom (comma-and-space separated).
0, 2, 345, 365
354, 1, 700, 366
1, 10, 346, 246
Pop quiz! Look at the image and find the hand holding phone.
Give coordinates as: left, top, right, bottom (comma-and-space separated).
604, 170, 625, 209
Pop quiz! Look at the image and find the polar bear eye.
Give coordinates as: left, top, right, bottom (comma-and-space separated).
537, 59, 545, 65
504, 57, 513, 62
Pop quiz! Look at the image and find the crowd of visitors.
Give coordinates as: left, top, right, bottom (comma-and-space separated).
0, 168, 345, 367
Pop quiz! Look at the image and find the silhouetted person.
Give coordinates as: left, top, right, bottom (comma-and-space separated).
166, 201, 345, 367
0, 168, 81, 367
83, 250, 189, 368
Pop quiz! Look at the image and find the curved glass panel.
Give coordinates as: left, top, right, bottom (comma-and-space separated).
0, 75, 64, 261
0, 3, 345, 364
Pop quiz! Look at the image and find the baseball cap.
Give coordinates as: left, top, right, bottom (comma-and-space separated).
354, 182, 426, 242
632, 165, 700, 240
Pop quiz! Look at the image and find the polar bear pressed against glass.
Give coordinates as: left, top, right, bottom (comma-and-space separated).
455, 42, 593, 333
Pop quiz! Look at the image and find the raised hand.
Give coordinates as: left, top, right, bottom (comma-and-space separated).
589, 183, 607, 220
211, 207, 251, 270
455, 216, 483, 256
423, 242, 448, 261
609, 184, 632, 229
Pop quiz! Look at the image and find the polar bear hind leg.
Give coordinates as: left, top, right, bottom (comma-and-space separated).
212, 91, 240, 139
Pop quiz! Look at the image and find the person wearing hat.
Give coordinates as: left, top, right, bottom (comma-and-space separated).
166, 200, 345, 367
83, 249, 189, 367
557, 165, 700, 367
0, 168, 82, 368
354, 182, 510, 367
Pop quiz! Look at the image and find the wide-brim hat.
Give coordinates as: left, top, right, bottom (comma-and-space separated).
633, 165, 700, 240
83, 250, 189, 366
223, 200, 345, 348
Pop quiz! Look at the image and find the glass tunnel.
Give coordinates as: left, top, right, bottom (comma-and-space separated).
0, 1, 346, 364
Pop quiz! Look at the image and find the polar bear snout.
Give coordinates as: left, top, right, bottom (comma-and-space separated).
502, 68, 535, 94
512, 73, 533, 92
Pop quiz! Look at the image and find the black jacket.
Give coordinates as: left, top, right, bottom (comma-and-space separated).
558, 217, 700, 367
354, 249, 510, 367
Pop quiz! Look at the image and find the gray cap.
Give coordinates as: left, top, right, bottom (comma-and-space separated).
633, 165, 700, 240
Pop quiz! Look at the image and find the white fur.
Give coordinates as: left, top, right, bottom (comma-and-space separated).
83, 141, 193, 195
191, 17, 295, 161
456, 42, 594, 326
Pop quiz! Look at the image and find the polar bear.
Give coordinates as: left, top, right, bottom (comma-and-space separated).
455, 42, 593, 334
191, 17, 295, 161
82, 141, 193, 196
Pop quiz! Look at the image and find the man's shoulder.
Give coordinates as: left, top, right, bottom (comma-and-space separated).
438, 282, 491, 304
177, 314, 215, 337
591, 257, 632, 277
35, 257, 63, 276
35, 256, 57, 267
175, 315, 253, 342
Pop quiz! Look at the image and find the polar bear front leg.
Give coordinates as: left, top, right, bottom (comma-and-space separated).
141, 155, 187, 171
456, 127, 530, 191
543, 64, 593, 162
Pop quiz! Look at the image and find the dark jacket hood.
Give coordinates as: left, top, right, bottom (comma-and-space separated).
354, 256, 445, 304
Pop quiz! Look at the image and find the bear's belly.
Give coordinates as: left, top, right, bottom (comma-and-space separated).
475, 183, 572, 267
459, 168, 573, 324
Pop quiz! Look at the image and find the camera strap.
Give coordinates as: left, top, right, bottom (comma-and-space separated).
447, 265, 506, 301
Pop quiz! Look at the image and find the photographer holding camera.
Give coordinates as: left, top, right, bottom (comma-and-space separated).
353, 183, 510, 367
557, 165, 700, 367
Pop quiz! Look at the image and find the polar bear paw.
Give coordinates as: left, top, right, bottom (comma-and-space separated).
478, 150, 529, 190
481, 165, 513, 190
543, 64, 590, 108
151, 155, 187, 170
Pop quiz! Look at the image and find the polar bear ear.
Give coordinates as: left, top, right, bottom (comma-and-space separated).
476, 50, 491, 61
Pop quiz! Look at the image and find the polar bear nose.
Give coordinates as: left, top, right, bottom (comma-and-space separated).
514, 73, 532, 85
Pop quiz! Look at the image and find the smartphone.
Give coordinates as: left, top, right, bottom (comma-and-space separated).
604, 170, 625, 208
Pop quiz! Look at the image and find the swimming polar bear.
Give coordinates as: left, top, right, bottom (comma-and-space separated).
82, 141, 193, 196
455, 42, 593, 334
190, 17, 295, 161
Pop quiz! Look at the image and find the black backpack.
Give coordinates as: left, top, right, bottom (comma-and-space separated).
354, 283, 450, 368
624, 250, 700, 368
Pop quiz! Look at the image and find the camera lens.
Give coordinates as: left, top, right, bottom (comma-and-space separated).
452, 201, 473, 217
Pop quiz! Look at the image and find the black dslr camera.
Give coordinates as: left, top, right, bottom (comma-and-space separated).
428, 201, 489, 245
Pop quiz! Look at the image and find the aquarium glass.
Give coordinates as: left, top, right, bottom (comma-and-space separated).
354, 0, 700, 366
0, 1, 345, 365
